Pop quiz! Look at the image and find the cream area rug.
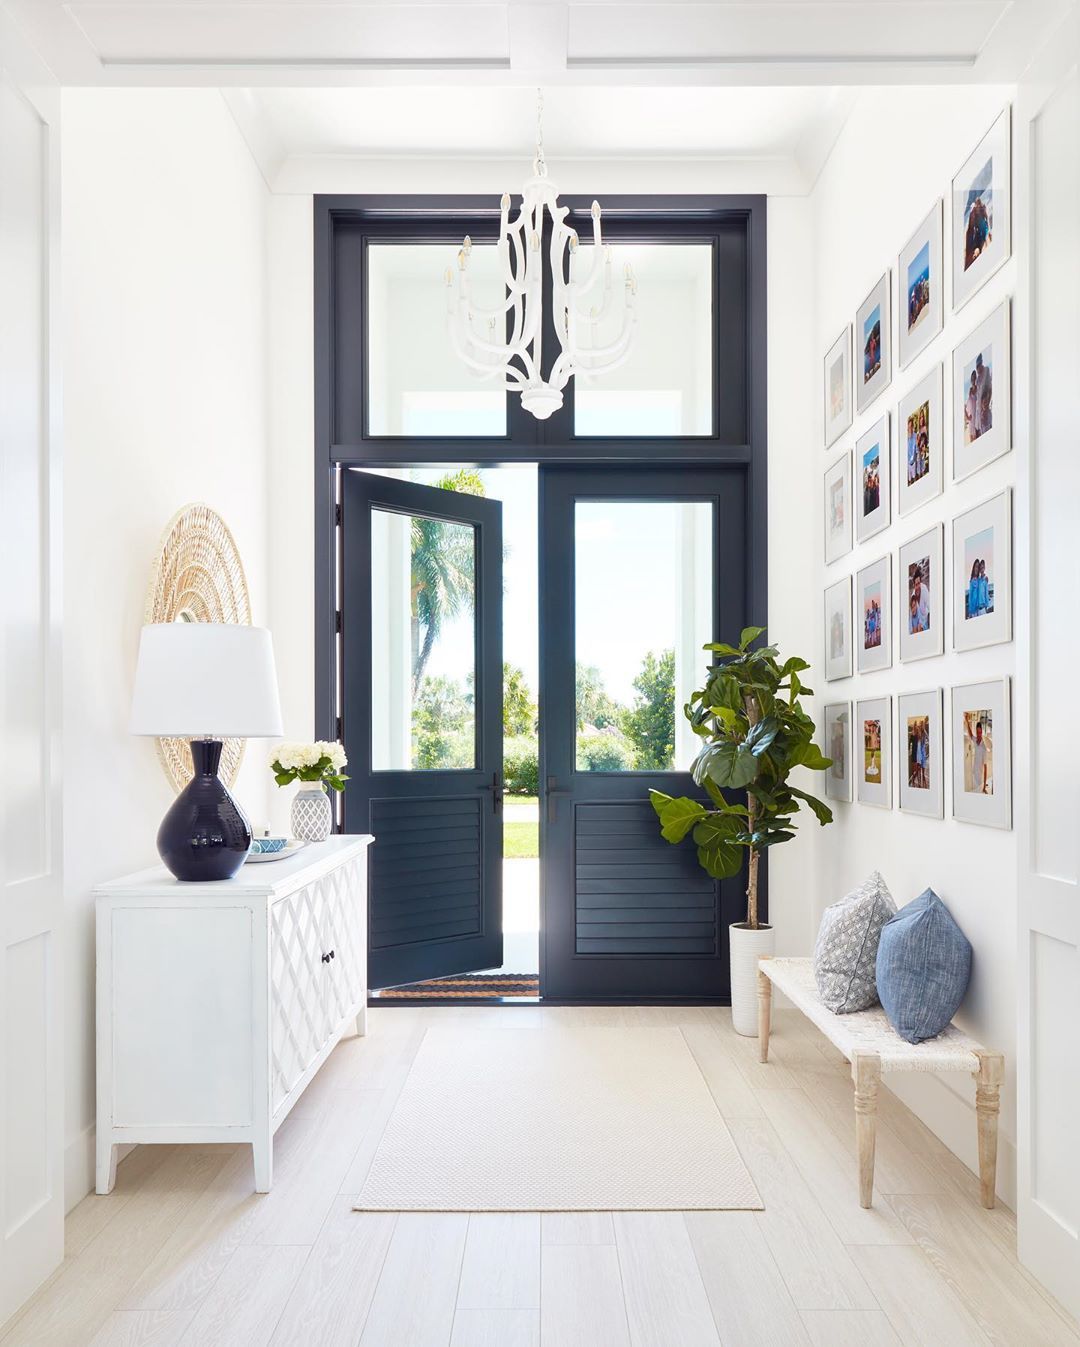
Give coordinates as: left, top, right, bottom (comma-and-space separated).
354, 1026, 762, 1212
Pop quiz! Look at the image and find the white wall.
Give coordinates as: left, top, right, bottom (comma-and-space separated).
809, 85, 1018, 1203
61, 88, 272, 1207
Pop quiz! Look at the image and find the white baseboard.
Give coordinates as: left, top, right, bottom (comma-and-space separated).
885, 1071, 1016, 1210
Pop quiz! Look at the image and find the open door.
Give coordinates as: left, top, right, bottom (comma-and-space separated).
341, 471, 503, 989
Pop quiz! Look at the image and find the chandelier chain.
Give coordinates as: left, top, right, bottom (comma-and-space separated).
534, 87, 546, 178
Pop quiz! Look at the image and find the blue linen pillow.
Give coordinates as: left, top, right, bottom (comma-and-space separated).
875, 889, 972, 1044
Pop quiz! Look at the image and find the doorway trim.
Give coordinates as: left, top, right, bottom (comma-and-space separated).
313, 194, 769, 996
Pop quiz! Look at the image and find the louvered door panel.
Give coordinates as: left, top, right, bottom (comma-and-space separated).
575, 805, 718, 958
370, 798, 483, 951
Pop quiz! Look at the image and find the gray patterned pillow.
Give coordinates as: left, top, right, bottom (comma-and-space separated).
813, 872, 896, 1013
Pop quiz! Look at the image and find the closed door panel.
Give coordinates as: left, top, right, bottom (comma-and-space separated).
540, 466, 752, 1000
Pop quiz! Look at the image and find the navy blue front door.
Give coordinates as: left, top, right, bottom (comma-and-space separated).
341, 471, 503, 989
539, 465, 753, 1001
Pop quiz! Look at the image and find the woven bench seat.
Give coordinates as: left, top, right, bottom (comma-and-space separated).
757, 956, 1004, 1210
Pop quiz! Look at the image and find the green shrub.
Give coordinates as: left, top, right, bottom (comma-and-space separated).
504, 735, 539, 795
576, 729, 634, 773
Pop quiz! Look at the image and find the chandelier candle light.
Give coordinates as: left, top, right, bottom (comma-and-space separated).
446, 90, 638, 421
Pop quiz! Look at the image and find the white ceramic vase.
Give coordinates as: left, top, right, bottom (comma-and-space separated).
729, 921, 775, 1036
291, 781, 332, 842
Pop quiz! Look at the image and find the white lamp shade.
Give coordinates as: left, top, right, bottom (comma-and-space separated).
129, 623, 284, 738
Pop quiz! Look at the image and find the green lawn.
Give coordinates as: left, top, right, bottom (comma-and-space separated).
503, 821, 539, 859
505, 794, 539, 808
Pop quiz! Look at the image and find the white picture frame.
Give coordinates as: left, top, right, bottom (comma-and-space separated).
856, 554, 892, 673
952, 488, 1012, 652
824, 576, 853, 682
898, 199, 944, 368
951, 678, 1012, 829
898, 362, 944, 516
823, 701, 853, 803
824, 452, 852, 565
855, 415, 891, 543
952, 107, 1012, 312
824, 325, 853, 448
856, 273, 892, 414
857, 696, 892, 808
952, 299, 1011, 482
898, 688, 943, 818
899, 523, 944, 662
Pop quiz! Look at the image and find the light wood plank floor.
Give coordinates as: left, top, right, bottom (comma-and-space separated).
3, 1006, 1077, 1347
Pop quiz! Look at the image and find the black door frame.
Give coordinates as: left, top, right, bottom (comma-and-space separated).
313, 193, 769, 998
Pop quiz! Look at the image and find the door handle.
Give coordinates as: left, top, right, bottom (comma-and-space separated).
545, 776, 570, 824
479, 771, 503, 813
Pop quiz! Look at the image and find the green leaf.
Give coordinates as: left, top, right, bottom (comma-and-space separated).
739, 625, 766, 649
745, 715, 780, 755
789, 785, 834, 826
794, 742, 832, 772
648, 788, 674, 818
702, 642, 742, 657
655, 794, 707, 844
695, 838, 744, 879
273, 771, 293, 788
695, 740, 758, 790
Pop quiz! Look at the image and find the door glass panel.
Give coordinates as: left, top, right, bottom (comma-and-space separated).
367, 243, 507, 437
370, 507, 477, 770
573, 244, 713, 437
574, 501, 713, 771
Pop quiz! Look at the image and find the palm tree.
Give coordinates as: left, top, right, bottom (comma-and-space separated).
410, 470, 485, 695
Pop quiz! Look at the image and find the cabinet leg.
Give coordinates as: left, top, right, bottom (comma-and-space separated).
252, 1137, 273, 1193
96, 1138, 119, 1195
757, 962, 773, 1063
355, 1003, 368, 1037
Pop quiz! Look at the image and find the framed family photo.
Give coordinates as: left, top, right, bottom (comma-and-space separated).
898, 363, 943, 515
823, 701, 853, 803
898, 199, 943, 368
952, 488, 1012, 652
824, 326, 853, 448
857, 696, 892, 808
856, 273, 892, 414
856, 416, 890, 543
898, 688, 943, 818
952, 678, 1011, 828
824, 452, 852, 564
856, 555, 892, 673
953, 300, 1011, 481
952, 107, 1012, 312
899, 523, 944, 662
824, 576, 853, 682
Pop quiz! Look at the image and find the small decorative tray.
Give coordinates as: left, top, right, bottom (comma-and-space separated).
245, 839, 307, 864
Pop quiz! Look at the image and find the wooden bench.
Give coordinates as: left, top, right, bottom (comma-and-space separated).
757, 956, 1004, 1210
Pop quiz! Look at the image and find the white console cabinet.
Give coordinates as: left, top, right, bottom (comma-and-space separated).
95, 835, 372, 1193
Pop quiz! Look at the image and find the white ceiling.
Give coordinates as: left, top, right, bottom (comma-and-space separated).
6, 0, 1068, 86
4, 0, 1066, 194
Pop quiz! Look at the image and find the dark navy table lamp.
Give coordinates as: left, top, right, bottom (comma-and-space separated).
129, 623, 283, 881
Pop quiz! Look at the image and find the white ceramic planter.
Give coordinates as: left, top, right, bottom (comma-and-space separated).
729, 921, 775, 1036
291, 782, 333, 842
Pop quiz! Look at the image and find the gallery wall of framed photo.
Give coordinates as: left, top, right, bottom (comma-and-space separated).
819, 101, 1016, 838
809, 85, 1021, 1191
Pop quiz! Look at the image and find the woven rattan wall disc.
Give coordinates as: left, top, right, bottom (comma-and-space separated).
145, 504, 252, 793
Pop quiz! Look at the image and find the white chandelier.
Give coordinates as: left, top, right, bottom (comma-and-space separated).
445, 91, 637, 421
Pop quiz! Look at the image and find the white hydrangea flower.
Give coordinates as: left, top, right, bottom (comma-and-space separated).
268, 740, 347, 774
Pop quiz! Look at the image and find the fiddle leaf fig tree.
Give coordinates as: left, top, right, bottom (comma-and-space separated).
649, 626, 834, 930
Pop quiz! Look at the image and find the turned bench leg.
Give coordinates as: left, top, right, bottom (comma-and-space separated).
973, 1049, 1004, 1209
757, 961, 773, 1062
852, 1051, 881, 1209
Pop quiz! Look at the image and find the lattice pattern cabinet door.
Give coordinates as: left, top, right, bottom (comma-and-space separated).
270, 880, 333, 1112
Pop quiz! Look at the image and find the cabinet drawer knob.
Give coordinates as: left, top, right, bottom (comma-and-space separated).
321, 952, 331, 964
